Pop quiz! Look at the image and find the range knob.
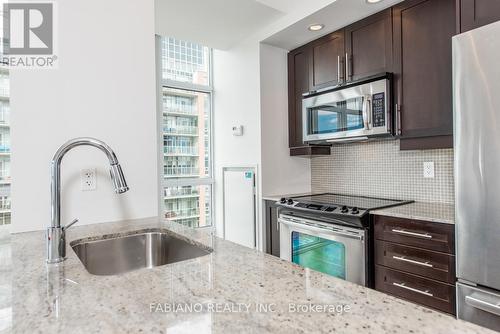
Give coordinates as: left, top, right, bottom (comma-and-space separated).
280, 198, 286, 204
286, 198, 294, 205
341, 206, 349, 213
351, 207, 359, 214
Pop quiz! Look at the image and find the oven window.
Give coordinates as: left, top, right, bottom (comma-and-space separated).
291, 231, 346, 279
307, 97, 364, 135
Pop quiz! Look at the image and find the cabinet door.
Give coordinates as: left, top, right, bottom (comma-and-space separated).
345, 9, 393, 82
311, 31, 345, 90
288, 47, 311, 148
460, 0, 500, 32
270, 206, 280, 257
393, 0, 456, 149
264, 200, 280, 257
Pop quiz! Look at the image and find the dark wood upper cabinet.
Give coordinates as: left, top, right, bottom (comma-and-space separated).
460, 0, 500, 32
393, 0, 456, 149
288, 47, 310, 148
311, 30, 345, 90
287, 43, 331, 156
345, 9, 393, 82
286, 0, 493, 154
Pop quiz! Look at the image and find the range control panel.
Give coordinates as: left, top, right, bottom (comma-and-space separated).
372, 92, 386, 128
276, 198, 367, 217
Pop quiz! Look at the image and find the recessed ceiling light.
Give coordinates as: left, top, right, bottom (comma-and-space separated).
308, 24, 325, 32
366, 0, 383, 3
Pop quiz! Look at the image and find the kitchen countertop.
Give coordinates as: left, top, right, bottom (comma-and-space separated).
0, 217, 491, 333
371, 201, 455, 225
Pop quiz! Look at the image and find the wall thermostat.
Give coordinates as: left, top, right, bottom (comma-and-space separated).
232, 125, 244, 136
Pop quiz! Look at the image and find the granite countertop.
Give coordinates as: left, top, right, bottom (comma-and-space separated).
371, 201, 455, 225
0, 217, 491, 333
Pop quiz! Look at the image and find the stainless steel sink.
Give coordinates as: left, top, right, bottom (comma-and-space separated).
70, 229, 212, 276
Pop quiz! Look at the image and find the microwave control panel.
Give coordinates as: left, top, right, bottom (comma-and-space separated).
372, 92, 385, 127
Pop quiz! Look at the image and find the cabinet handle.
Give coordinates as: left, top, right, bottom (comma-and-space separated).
391, 228, 432, 239
396, 104, 402, 135
393, 282, 434, 297
392, 255, 433, 268
337, 55, 341, 82
345, 53, 350, 81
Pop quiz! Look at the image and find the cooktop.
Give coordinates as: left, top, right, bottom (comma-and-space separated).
276, 193, 412, 218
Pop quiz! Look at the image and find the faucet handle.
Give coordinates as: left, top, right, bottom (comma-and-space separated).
63, 218, 79, 231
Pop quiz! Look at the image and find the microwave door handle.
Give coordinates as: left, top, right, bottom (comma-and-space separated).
362, 95, 371, 130
367, 97, 372, 129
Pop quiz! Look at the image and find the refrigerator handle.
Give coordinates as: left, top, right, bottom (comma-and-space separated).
465, 294, 500, 316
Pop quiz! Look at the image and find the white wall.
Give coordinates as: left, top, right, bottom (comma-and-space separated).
213, 38, 262, 242
212, 40, 311, 251
260, 43, 311, 197
10, 0, 158, 233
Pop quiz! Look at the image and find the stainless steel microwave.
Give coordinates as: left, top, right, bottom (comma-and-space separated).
302, 75, 393, 143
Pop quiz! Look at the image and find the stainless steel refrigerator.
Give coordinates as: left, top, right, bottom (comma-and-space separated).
454, 20, 500, 331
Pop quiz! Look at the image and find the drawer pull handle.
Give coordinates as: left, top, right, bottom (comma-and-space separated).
392, 255, 433, 268
392, 282, 434, 297
391, 228, 432, 239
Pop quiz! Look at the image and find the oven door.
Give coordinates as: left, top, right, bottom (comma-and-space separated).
302, 77, 390, 143
279, 214, 367, 286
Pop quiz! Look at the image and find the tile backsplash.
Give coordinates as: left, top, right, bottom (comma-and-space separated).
311, 140, 454, 204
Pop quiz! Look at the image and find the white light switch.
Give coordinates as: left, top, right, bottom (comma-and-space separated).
423, 162, 435, 178
232, 125, 243, 136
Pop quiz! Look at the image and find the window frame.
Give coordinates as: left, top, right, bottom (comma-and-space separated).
155, 35, 215, 229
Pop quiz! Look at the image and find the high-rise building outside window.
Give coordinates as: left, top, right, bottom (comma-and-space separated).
160, 37, 213, 228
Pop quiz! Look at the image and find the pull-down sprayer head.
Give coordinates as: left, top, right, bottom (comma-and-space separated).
110, 163, 129, 194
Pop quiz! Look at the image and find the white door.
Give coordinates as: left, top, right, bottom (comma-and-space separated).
223, 168, 256, 248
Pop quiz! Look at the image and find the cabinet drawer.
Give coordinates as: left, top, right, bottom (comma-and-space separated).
375, 266, 456, 314
374, 215, 455, 254
375, 241, 455, 284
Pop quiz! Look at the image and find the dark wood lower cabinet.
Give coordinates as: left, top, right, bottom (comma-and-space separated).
375, 266, 456, 314
265, 200, 280, 257
373, 214, 456, 315
375, 241, 455, 284
374, 215, 455, 254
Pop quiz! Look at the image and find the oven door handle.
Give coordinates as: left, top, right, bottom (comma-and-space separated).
278, 218, 364, 241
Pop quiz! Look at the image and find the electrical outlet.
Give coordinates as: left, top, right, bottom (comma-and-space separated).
81, 168, 97, 191
423, 162, 435, 178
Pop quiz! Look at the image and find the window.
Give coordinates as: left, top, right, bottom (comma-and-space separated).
159, 37, 213, 228
0, 65, 10, 227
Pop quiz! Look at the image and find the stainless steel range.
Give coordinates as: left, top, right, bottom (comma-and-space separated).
276, 194, 412, 287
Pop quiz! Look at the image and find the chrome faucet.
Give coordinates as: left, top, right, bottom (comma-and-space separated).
46, 138, 129, 264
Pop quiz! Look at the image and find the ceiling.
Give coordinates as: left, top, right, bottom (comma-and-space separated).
263, 0, 404, 50
154, 0, 334, 50
253, 0, 304, 13
155, 0, 405, 51
154, 0, 284, 50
